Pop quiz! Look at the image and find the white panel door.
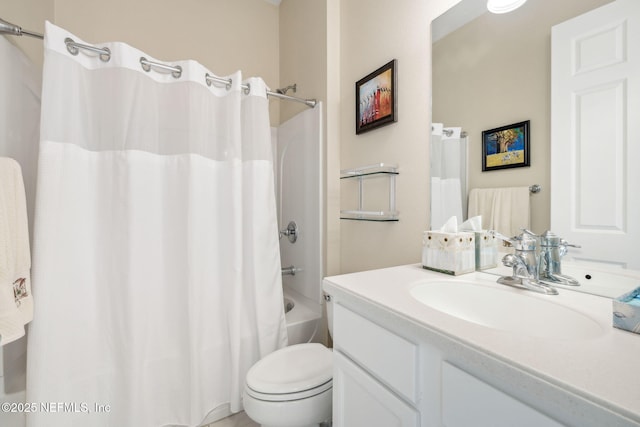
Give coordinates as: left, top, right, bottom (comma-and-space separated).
551, 0, 640, 269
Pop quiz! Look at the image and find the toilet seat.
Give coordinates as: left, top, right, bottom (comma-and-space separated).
245, 343, 333, 402
245, 378, 332, 402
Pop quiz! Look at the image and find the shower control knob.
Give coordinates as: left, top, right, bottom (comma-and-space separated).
279, 220, 299, 244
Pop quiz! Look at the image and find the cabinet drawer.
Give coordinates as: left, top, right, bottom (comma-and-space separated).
333, 303, 418, 403
442, 362, 565, 427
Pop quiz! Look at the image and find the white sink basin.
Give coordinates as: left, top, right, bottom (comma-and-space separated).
410, 280, 604, 339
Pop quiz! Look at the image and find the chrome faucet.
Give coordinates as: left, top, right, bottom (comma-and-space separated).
538, 231, 580, 286
495, 229, 559, 295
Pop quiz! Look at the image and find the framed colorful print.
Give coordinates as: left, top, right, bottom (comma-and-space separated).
482, 120, 530, 171
355, 59, 397, 134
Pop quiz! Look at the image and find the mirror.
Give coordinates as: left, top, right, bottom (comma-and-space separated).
430, 0, 640, 298
431, 0, 613, 233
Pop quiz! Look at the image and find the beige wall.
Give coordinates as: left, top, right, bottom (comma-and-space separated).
0, 0, 53, 70
52, 0, 279, 76
279, 0, 325, 124
326, 0, 342, 276
279, 0, 341, 279
433, 0, 612, 235
337, 0, 458, 273
2, 0, 281, 120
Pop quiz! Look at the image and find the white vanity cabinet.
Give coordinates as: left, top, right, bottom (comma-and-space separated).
325, 265, 640, 427
332, 302, 574, 427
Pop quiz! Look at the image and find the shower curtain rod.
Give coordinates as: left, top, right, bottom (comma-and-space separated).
0, 17, 44, 39
0, 17, 317, 108
204, 73, 317, 108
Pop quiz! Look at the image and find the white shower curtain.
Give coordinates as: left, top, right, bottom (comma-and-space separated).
26, 22, 287, 427
430, 123, 467, 229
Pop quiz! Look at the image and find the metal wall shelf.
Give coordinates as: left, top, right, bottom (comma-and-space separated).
340, 163, 399, 221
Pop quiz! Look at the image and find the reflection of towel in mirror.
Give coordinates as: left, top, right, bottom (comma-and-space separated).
468, 187, 530, 238
0, 157, 33, 346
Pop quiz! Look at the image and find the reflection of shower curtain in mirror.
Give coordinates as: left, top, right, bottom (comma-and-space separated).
430, 124, 467, 229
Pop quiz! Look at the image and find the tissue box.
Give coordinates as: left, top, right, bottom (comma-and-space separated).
422, 231, 475, 275
613, 287, 640, 334
474, 231, 498, 270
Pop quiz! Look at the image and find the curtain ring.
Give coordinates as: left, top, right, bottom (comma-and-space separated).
65, 37, 79, 56
64, 37, 111, 62
140, 57, 151, 72
205, 73, 232, 90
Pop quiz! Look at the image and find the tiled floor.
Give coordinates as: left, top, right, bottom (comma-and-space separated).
206, 411, 258, 427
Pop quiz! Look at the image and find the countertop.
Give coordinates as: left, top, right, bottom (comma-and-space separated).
323, 264, 640, 425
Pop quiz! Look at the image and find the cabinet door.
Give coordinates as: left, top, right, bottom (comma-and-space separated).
442, 362, 565, 427
333, 352, 419, 427
333, 303, 418, 403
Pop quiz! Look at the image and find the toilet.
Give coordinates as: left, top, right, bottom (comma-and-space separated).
243, 296, 333, 427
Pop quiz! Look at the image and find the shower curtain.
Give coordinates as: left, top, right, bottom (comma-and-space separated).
26, 22, 287, 427
430, 123, 467, 229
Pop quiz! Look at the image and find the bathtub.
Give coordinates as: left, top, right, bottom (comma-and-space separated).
283, 290, 322, 345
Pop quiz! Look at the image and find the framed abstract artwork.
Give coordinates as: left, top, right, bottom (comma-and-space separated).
355, 59, 397, 134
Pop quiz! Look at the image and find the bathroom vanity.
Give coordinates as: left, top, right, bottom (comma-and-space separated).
323, 265, 640, 427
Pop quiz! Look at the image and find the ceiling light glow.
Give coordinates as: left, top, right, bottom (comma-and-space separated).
487, 0, 528, 14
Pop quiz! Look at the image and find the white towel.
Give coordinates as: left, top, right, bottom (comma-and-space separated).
468, 187, 530, 237
0, 157, 33, 346
467, 189, 494, 229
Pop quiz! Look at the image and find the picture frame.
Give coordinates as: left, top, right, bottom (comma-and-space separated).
355, 59, 397, 134
481, 120, 530, 171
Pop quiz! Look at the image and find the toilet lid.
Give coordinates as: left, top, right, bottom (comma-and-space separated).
246, 343, 333, 395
